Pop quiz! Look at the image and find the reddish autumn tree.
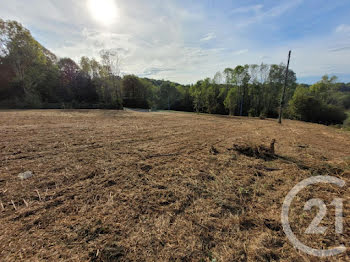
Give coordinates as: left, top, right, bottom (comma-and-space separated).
57, 58, 80, 87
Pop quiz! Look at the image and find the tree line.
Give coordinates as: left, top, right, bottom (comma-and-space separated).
1, 19, 349, 126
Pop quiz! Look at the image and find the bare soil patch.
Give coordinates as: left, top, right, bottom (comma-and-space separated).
1, 110, 350, 261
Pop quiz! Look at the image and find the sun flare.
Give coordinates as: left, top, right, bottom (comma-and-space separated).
88, 0, 118, 26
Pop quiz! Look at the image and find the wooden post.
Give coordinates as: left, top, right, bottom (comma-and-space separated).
278, 50, 291, 124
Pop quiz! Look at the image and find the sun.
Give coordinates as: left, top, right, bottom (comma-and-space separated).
88, 0, 118, 26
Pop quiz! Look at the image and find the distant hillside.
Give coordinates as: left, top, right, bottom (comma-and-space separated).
1, 18, 350, 127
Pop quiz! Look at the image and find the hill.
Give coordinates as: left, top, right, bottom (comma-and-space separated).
2, 19, 350, 127
0, 110, 350, 261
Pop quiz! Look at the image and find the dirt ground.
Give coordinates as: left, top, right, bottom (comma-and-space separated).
1, 110, 350, 261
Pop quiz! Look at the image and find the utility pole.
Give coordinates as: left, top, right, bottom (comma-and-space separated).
278, 50, 291, 124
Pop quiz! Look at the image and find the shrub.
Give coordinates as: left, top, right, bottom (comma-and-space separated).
320, 104, 347, 125
344, 114, 350, 130
289, 88, 347, 125
23, 90, 42, 109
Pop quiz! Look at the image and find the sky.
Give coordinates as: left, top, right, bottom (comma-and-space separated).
1, 0, 350, 84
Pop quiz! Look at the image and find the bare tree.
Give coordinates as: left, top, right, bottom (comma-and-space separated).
100, 49, 121, 77
99, 49, 122, 103
213, 71, 223, 84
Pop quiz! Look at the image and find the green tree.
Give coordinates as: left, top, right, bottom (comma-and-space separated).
232, 65, 250, 116
190, 81, 206, 113
122, 75, 150, 108
0, 19, 58, 107
95, 50, 122, 108
174, 85, 193, 111
289, 86, 346, 124
224, 87, 238, 115
266, 64, 296, 117
80, 56, 92, 77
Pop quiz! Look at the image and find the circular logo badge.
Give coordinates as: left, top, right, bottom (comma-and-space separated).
281, 175, 346, 257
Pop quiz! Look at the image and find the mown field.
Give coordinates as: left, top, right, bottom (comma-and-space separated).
1, 110, 350, 261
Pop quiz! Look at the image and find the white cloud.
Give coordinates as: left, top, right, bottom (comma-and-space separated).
141, 67, 175, 76
259, 32, 350, 78
233, 49, 248, 55
0, 0, 349, 84
200, 33, 216, 41
335, 24, 350, 33
236, 0, 303, 28
231, 4, 263, 14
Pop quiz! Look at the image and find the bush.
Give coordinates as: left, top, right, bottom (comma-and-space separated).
341, 94, 350, 109
23, 90, 42, 109
320, 105, 347, 125
344, 114, 350, 130
289, 89, 347, 125
248, 108, 256, 117
259, 112, 266, 120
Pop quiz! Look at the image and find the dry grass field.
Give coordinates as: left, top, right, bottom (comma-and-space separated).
1, 110, 350, 261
